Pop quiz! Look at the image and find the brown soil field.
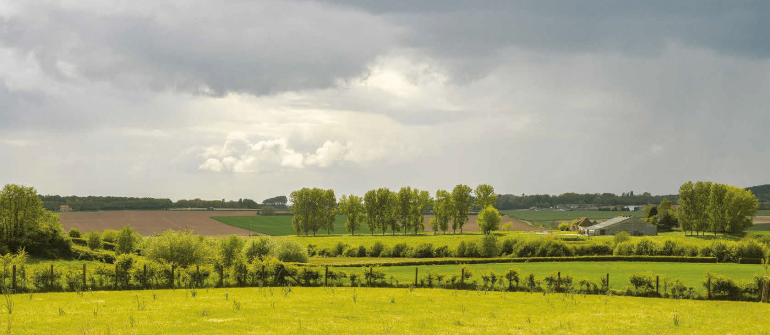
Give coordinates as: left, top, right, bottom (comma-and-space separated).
755, 216, 770, 223
60, 211, 256, 236
422, 215, 541, 232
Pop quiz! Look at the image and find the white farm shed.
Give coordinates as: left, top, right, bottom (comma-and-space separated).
584, 216, 657, 236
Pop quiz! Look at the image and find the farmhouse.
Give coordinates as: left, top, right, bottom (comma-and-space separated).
59, 205, 72, 212
584, 215, 656, 236
571, 217, 593, 232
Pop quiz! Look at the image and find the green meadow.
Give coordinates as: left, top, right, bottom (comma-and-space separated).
7, 287, 770, 334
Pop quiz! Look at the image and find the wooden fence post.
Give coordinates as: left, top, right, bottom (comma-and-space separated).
557, 271, 561, 292
656, 276, 659, 295
143, 264, 147, 289
707, 276, 711, 300
414, 267, 418, 287
82, 263, 86, 290
12, 264, 16, 292
324, 266, 328, 287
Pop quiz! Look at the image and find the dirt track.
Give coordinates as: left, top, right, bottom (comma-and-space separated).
60, 211, 255, 236
755, 216, 770, 223
422, 215, 541, 232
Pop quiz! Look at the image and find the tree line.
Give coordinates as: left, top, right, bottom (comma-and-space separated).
678, 181, 759, 235
290, 184, 501, 236
39, 195, 262, 211
495, 191, 679, 210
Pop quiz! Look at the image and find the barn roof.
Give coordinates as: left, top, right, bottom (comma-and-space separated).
588, 216, 646, 230
576, 217, 593, 227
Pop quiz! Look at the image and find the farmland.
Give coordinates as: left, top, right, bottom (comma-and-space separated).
335, 261, 766, 293
214, 214, 538, 236
8, 287, 770, 334
60, 210, 257, 236
501, 210, 646, 228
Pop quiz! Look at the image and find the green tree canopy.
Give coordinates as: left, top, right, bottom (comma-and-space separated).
477, 205, 501, 235
474, 184, 498, 209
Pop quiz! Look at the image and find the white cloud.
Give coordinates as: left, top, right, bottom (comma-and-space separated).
198, 158, 223, 172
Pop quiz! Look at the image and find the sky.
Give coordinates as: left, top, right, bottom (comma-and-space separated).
1, 1, 769, 201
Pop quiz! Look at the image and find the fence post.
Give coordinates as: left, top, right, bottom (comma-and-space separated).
12, 264, 16, 292
171, 264, 175, 289
143, 264, 147, 289
606, 273, 610, 292
369, 267, 373, 287
197, 265, 201, 288
82, 263, 86, 291
707, 276, 711, 300
325, 266, 328, 287
656, 276, 659, 295
50, 264, 54, 291
414, 267, 418, 287
557, 271, 561, 292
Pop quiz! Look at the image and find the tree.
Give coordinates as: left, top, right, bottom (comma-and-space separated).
321, 189, 337, 235
451, 184, 473, 234
289, 188, 335, 236
116, 225, 136, 255
658, 198, 673, 216
413, 190, 432, 234
678, 181, 757, 236
433, 189, 452, 234
0, 184, 69, 256
477, 205, 501, 235
474, 184, 498, 210
723, 186, 758, 234
217, 234, 245, 268
363, 189, 379, 235
338, 194, 364, 235
707, 183, 729, 235
86, 231, 102, 250
397, 187, 414, 235
262, 196, 288, 209
261, 206, 276, 215
428, 217, 439, 235
643, 205, 658, 218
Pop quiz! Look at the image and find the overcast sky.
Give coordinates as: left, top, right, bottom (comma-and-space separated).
1, 1, 768, 201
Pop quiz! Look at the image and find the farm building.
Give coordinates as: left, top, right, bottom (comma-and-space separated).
584, 215, 656, 236
59, 205, 72, 212
570, 217, 593, 232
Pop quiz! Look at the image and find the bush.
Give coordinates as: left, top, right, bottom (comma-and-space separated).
669, 279, 696, 299
455, 241, 467, 257
479, 235, 501, 257
634, 239, 659, 256
144, 230, 213, 267
501, 238, 520, 255
513, 240, 542, 257
558, 223, 570, 231
116, 225, 136, 255
573, 243, 613, 256
733, 240, 764, 260
463, 241, 481, 257
333, 242, 349, 257
544, 271, 573, 292
342, 246, 359, 257
68, 228, 81, 238
706, 273, 740, 299
433, 245, 451, 258
710, 241, 731, 262
391, 243, 410, 258
86, 231, 102, 250
217, 235, 245, 267
270, 239, 308, 263
356, 245, 367, 257
628, 271, 656, 294
539, 239, 572, 257
407, 243, 434, 258
613, 241, 635, 256
614, 231, 630, 245
368, 241, 385, 257
244, 238, 272, 262
101, 229, 119, 244
379, 246, 392, 258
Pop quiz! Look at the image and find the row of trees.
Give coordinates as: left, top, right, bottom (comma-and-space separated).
41, 195, 264, 211
678, 181, 758, 235
292, 184, 501, 236
1, 185, 71, 256
495, 192, 678, 210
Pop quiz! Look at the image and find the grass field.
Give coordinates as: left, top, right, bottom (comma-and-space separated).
8, 287, 770, 334
212, 215, 375, 236
336, 261, 766, 293
501, 210, 645, 227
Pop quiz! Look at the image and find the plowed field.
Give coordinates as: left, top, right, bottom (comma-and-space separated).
60, 210, 255, 236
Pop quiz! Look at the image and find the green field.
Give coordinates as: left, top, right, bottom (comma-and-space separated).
336, 261, 766, 293
7, 287, 769, 334
212, 215, 376, 236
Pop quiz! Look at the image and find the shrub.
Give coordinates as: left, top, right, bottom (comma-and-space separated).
368, 241, 385, 257
217, 235, 245, 268
356, 245, 367, 257
659, 240, 677, 256
270, 239, 308, 263
407, 243, 434, 258
379, 246, 392, 258
634, 239, 659, 256
342, 246, 359, 258
558, 223, 570, 231
480, 235, 501, 257
543, 271, 573, 292
513, 240, 543, 257
333, 242, 349, 257
733, 240, 764, 260
68, 228, 81, 238
669, 279, 695, 299
706, 273, 740, 299
391, 243, 410, 258
710, 241, 730, 262
86, 231, 102, 250
433, 245, 451, 258
614, 231, 630, 245
539, 239, 572, 257
115, 253, 136, 287
505, 268, 520, 289
261, 206, 276, 215
101, 229, 119, 244
463, 241, 481, 258
628, 271, 656, 294
144, 230, 213, 267
244, 238, 272, 262
573, 243, 613, 256
613, 241, 635, 256
455, 241, 467, 257
501, 238, 520, 255
524, 272, 540, 292
116, 225, 136, 255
